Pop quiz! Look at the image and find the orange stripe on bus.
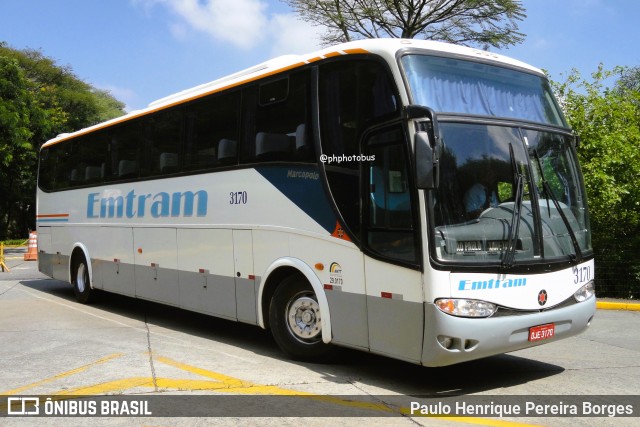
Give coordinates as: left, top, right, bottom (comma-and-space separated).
342, 48, 369, 54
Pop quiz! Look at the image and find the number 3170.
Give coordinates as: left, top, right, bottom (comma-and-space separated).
573, 265, 591, 284
230, 191, 247, 204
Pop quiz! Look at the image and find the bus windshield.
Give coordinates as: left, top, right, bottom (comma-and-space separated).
427, 122, 592, 266
402, 54, 591, 267
402, 54, 566, 127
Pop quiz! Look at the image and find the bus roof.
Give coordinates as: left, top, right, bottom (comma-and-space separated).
42, 38, 543, 149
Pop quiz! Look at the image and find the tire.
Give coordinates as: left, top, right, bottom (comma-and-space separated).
269, 275, 333, 361
72, 254, 94, 304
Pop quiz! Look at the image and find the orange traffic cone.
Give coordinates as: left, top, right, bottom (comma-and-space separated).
24, 231, 38, 261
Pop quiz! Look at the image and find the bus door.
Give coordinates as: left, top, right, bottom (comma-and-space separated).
363, 125, 424, 363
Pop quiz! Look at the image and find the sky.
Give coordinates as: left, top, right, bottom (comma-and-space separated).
1, 0, 639, 112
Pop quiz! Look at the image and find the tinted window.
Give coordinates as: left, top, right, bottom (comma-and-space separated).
244, 70, 313, 163
402, 54, 567, 126
185, 91, 240, 171
39, 132, 109, 190
319, 59, 399, 169
82, 133, 110, 183
318, 58, 400, 239
39, 143, 70, 191
108, 121, 143, 181
259, 78, 288, 105
146, 108, 183, 175
38, 66, 316, 192
366, 128, 417, 263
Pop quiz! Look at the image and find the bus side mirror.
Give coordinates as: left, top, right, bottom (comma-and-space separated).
415, 131, 438, 189
407, 105, 440, 189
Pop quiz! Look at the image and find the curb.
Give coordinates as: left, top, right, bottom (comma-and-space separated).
596, 301, 640, 311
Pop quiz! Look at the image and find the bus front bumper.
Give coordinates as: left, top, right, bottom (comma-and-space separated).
420, 297, 596, 367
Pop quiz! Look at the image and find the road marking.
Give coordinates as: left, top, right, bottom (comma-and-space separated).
0, 353, 123, 396
0, 352, 541, 426
57, 377, 156, 395
155, 356, 251, 389
151, 356, 537, 425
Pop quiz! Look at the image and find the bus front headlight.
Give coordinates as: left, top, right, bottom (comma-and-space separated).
574, 281, 595, 302
435, 298, 497, 318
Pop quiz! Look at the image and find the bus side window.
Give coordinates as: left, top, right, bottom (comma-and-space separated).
243, 70, 313, 164
110, 121, 142, 180
82, 131, 110, 184
41, 143, 70, 190
66, 140, 84, 187
146, 108, 183, 175
319, 58, 401, 239
365, 128, 417, 264
185, 91, 240, 171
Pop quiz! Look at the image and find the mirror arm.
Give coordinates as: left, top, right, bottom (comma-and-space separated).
404, 105, 440, 147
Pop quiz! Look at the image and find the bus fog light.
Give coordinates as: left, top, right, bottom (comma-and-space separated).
574, 281, 595, 302
435, 298, 497, 318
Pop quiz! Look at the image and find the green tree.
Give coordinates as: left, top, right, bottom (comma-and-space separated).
0, 44, 125, 134
0, 42, 126, 239
283, 0, 526, 49
552, 66, 640, 298
615, 65, 640, 93
0, 56, 42, 240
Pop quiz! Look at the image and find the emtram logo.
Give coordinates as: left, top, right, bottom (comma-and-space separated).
457, 277, 527, 291
87, 189, 208, 219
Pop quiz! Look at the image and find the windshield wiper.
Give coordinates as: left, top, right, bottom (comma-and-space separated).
533, 149, 583, 263
502, 144, 524, 269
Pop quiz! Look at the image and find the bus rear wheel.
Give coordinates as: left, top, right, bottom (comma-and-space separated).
72, 254, 94, 304
269, 275, 333, 361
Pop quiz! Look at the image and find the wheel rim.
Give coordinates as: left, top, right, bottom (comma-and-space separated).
76, 263, 87, 293
286, 291, 322, 343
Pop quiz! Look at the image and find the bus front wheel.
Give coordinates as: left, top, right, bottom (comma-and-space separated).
72, 254, 94, 304
269, 275, 332, 361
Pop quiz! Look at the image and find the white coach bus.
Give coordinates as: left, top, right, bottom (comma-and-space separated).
37, 39, 595, 367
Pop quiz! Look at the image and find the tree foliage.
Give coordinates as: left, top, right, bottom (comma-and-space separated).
283, 0, 526, 49
615, 65, 640, 94
0, 56, 42, 241
551, 66, 640, 298
0, 44, 125, 132
0, 42, 126, 239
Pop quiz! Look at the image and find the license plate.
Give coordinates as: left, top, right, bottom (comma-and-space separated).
528, 323, 555, 342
